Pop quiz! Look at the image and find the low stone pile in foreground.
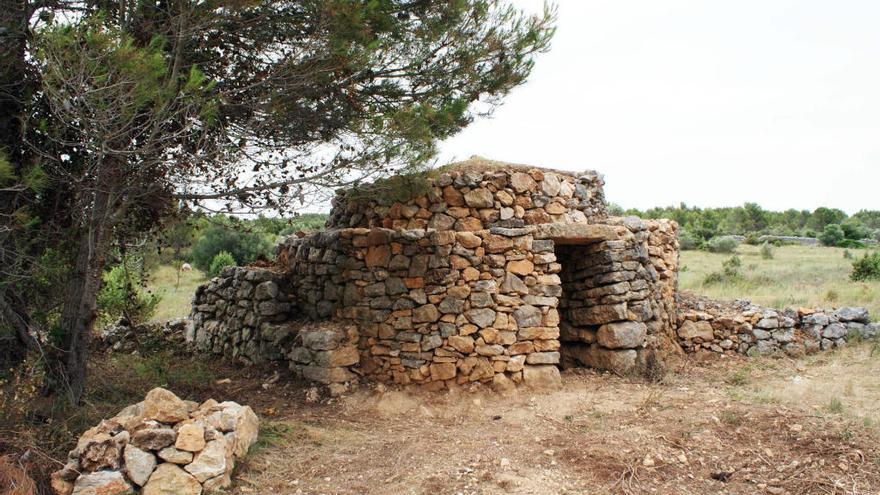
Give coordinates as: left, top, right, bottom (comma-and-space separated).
678, 292, 878, 356
51, 387, 259, 495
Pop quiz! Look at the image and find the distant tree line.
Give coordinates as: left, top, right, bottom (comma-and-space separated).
611, 202, 880, 249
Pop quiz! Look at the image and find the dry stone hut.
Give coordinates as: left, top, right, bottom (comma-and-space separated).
190, 159, 681, 391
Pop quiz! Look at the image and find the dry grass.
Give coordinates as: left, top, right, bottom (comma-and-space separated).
0, 455, 37, 495
681, 244, 880, 320
732, 345, 880, 428
147, 264, 207, 321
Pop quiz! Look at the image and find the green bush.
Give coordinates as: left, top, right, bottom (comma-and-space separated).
760, 242, 774, 260
190, 225, 273, 273
850, 252, 880, 282
97, 263, 161, 327
744, 233, 761, 245
837, 239, 866, 249
707, 236, 740, 254
704, 255, 742, 285
209, 251, 237, 277
678, 230, 702, 250
819, 224, 845, 247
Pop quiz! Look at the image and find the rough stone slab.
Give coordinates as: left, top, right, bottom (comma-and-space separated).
522, 365, 561, 389
532, 223, 624, 244
597, 321, 647, 349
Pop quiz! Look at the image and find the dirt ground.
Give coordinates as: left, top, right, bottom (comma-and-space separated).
206, 343, 880, 495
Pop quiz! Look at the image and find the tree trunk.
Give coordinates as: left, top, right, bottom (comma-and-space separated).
48, 185, 114, 404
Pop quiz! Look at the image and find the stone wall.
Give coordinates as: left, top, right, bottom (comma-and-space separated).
677, 293, 878, 356
189, 163, 683, 392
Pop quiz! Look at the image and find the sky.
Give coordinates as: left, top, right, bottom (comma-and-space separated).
437, 0, 880, 214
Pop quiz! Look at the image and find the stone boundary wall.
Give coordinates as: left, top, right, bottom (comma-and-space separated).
190, 268, 297, 364
677, 293, 878, 356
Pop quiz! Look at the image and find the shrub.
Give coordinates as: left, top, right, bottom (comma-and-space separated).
678, 230, 702, 250
704, 255, 742, 284
707, 236, 740, 254
190, 225, 274, 273
843, 249, 853, 259
837, 239, 865, 249
850, 252, 880, 281
760, 242, 774, 260
97, 263, 161, 326
819, 224, 845, 247
744, 233, 761, 245
209, 251, 237, 277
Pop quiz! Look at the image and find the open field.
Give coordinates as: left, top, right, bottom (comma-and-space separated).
681, 244, 880, 321
146, 264, 207, 321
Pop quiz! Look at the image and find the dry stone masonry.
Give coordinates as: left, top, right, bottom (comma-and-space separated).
189, 160, 876, 393
50, 387, 259, 495
190, 161, 681, 392
678, 293, 877, 357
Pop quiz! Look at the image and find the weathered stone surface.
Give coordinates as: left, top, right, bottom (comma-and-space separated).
313, 346, 360, 367
501, 273, 529, 295
510, 172, 537, 192
447, 335, 475, 353
131, 425, 176, 451
185, 438, 229, 483
301, 329, 342, 350
464, 188, 494, 208
677, 320, 714, 341
123, 444, 156, 486
229, 405, 259, 459
430, 362, 457, 381
79, 432, 127, 472
512, 305, 542, 328
158, 446, 193, 464
583, 346, 638, 374
526, 352, 560, 364
71, 471, 132, 495
506, 259, 534, 276
413, 304, 441, 323
175, 423, 206, 452
144, 463, 202, 495
597, 321, 646, 349
836, 307, 869, 323
570, 304, 628, 326
466, 308, 497, 328
143, 388, 190, 424
522, 365, 561, 389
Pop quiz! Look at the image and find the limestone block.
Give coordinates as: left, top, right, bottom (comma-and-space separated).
597, 321, 647, 349
522, 365, 561, 390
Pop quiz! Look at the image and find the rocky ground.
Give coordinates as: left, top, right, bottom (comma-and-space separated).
208, 342, 880, 495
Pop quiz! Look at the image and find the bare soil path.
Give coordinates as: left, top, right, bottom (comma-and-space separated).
219, 344, 880, 495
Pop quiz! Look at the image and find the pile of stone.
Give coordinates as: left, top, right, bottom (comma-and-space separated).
51, 388, 259, 495
677, 292, 878, 356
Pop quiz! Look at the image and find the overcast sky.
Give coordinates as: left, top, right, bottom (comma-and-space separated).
437, 0, 880, 214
